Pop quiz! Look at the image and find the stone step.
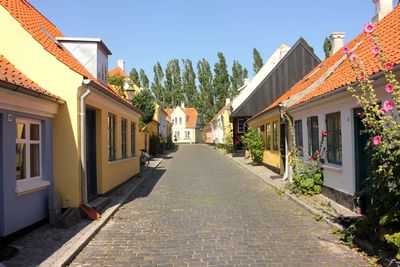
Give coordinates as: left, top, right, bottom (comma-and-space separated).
88, 197, 110, 213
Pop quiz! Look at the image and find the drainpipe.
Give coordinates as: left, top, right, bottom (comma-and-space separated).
279, 103, 290, 181
80, 80, 92, 205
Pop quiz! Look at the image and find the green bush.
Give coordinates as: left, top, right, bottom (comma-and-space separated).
165, 134, 174, 150
241, 127, 264, 165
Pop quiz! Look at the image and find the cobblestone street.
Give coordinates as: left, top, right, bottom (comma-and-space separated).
70, 145, 369, 266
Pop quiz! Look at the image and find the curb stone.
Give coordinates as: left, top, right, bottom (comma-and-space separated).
39, 156, 167, 267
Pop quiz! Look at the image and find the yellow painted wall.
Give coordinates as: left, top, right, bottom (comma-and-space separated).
249, 115, 283, 174
147, 120, 159, 137
86, 97, 141, 194
222, 109, 233, 144
0, 7, 141, 206
0, 6, 83, 207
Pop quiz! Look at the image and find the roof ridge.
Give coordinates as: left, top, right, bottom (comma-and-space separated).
283, 40, 364, 108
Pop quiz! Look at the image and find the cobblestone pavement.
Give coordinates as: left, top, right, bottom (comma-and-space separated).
70, 145, 369, 267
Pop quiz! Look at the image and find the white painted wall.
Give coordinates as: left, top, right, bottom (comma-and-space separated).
289, 77, 391, 196
210, 115, 224, 144
170, 107, 197, 143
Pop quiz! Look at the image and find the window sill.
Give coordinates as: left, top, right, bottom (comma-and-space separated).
322, 163, 343, 172
108, 156, 137, 164
16, 178, 50, 196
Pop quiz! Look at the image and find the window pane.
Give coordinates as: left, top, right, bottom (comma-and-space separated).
17, 123, 25, 139
131, 123, 136, 156
16, 143, 26, 180
30, 144, 40, 177
30, 124, 40, 140
266, 124, 271, 150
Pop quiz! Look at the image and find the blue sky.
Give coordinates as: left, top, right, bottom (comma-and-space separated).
30, 1, 381, 80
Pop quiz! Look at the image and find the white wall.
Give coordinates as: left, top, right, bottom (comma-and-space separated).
171, 107, 196, 143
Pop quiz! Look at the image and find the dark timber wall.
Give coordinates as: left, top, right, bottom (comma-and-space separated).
231, 39, 321, 118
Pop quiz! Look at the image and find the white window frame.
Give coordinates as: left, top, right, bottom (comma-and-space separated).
237, 119, 246, 134
185, 130, 190, 139
15, 118, 49, 195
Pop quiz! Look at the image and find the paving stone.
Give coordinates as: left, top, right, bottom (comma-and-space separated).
70, 145, 369, 266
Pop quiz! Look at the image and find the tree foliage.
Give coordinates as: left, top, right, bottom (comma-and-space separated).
252, 48, 263, 75
131, 88, 155, 124
197, 58, 215, 126
241, 127, 264, 165
182, 59, 198, 107
230, 60, 248, 97
139, 69, 150, 89
323, 37, 332, 58
165, 59, 183, 107
300, 37, 315, 53
213, 52, 231, 112
151, 62, 165, 107
129, 68, 140, 87
108, 75, 126, 98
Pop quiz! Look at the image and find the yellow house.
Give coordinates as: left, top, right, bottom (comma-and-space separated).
0, 1, 142, 208
209, 102, 233, 145
247, 108, 285, 175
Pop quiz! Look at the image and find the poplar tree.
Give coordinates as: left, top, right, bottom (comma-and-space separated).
213, 52, 230, 112
197, 58, 215, 126
170, 59, 183, 107
164, 61, 174, 108
139, 69, 149, 90
151, 62, 165, 107
230, 60, 248, 97
323, 37, 332, 58
129, 67, 140, 87
253, 48, 263, 75
182, 59, 197, 107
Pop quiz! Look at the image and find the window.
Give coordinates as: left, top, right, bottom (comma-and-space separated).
326, 112, 342, 165
179, 117, 182, 125
265, 124, 271, 150
307, 116, 319, 157
16, 118, 41, 181
294, 120, 304, 156
174, 131, 180, 140
237, 119, 246, 133
272, 121, 278, 150
121, 119, 127, 158
131, 122, 136, 157
185, 131, 190, 139
108, 114, 116, 161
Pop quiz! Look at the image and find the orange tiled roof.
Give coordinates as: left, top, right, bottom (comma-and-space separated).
164, 107, 199, 128
0, 54, 63, 101
108, 66, 127, 78
294, 5, 400, 106
250, 5, 400, 121
0, 0, 120, 98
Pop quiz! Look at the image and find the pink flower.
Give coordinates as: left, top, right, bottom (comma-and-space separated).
309, 156, 314, 161
364, 22, 375, 34
349, 52, 357, 61
368, 37, 374, 42
385, 62, 394, 71
359, 72, 366, 81
385, 83, 394, 93
372, 135, 381, 146
322, 130, 328, 137
342, 46, 350, 55
381, 100, 395, 113
371, 45, 380, 55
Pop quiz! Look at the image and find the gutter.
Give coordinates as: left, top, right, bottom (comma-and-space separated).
80, 80, 91, 205
0, 80, 65, 104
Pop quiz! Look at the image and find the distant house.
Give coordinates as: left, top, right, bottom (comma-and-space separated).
108, 59, 140, 100
165, 103, 201, 144
231, 39, 320, 174
0, 55, 64, 236
230, 42, 320, 154
0, 0, 142, 225
209, 99, 233, 145
248, 0, 398, 210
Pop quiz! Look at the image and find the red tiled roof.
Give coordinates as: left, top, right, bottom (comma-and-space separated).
164, 107, 199, 128
0, 0, 120, 98
294, 5, 400, 106
108, 66, 127, 78
250, 5, 400, 120
0, 54, 63, 101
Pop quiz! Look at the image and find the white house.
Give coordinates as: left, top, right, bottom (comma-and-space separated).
251, 0, 398, 211
165, 103, 201, 144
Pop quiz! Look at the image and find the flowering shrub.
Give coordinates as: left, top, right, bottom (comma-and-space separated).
284, 113, 326, 196
241, 127, 264, 165
344, 23, 400, 259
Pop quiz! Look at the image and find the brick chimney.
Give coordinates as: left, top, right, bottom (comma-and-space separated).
372, 0, 393, 23
117, 59, 125, 71
329, 32, 346, 56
